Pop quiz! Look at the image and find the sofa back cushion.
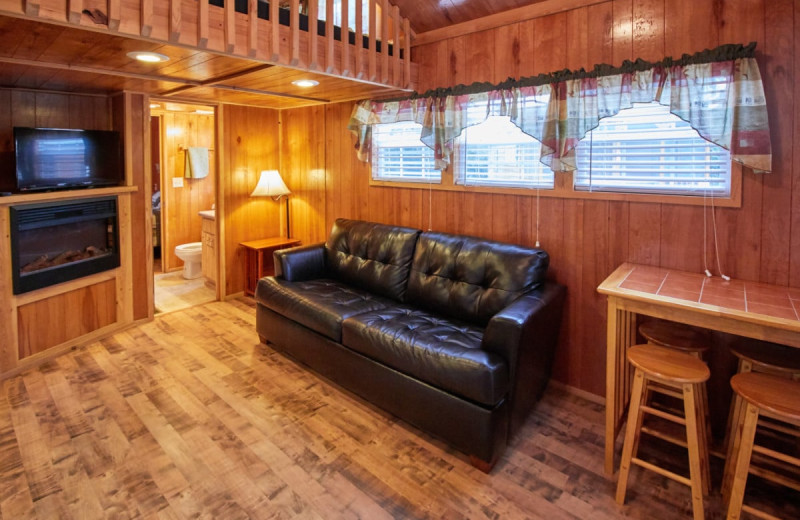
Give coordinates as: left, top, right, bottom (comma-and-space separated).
325, 219, 421, 301
406, 232, 549, 325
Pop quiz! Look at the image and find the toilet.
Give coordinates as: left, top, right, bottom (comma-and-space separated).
174, 242, 203, 279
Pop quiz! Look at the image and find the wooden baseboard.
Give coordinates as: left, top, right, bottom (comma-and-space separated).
548, 379, 605, 406
0, 319, 137, 381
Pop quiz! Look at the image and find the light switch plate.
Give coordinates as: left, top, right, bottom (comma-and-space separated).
172, 177, 184, 188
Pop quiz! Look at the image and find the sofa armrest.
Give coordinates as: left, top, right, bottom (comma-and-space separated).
274, 243, 326, 281
482, 282, 566, 432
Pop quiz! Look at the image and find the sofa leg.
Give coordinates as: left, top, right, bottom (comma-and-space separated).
469, 455, 497, 473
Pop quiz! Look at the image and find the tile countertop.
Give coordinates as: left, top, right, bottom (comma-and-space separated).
613, 264, 800, 322
198, 210, 215, 220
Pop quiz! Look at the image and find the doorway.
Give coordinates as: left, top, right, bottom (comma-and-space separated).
149, 101, 218, 314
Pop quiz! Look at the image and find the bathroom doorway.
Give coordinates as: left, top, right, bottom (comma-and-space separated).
149, 100, 218, 314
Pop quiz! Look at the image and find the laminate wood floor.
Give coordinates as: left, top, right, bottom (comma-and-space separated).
1, 298, 798, 519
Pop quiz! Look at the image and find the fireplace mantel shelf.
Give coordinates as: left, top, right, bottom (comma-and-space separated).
0, 186, 138, 206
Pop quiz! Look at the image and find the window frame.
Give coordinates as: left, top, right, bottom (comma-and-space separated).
369, 120, 442, 184
573, 102, 733, 198
368, 115, 741, 208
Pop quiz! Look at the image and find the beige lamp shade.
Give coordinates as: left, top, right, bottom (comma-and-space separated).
251, 170, 291, 198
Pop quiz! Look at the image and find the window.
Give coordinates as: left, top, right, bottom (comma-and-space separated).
575, 102, 731, 196
371, 121, 441, 183
316, 0, 371, 32
454, 116, 554, 190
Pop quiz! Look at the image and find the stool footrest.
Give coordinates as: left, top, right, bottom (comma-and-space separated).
648, 384, 684, 400
632, 457, 691, 487
640, 425, 688, 448
748, 463, 800, 494
753, 444, 800, 468
641, 404, 686, 425
742, 503, 783, 520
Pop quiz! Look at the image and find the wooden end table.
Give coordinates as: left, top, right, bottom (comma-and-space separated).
240, 237, 301, 296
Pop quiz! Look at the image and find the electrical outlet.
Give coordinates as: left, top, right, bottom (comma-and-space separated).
172, 177, 184, 188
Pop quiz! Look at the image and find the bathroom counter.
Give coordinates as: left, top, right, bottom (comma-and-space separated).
199, 209, 215, 220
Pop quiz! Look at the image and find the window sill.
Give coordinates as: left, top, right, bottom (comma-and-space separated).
369, 165, 742, 208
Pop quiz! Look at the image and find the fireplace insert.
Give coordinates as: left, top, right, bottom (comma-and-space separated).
9, 196, 120, 294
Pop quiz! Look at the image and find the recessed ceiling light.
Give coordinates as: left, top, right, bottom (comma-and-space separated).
127, 51, 169, 63
292, 79, 319, 88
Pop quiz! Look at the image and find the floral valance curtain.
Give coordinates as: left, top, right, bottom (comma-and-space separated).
348, 42, 772, 173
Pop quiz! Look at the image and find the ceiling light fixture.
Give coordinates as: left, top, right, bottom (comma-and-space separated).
150, 103, 161, 109
291, 79, 319, 88
195, 109, 214, 115
127, 51, 169, 63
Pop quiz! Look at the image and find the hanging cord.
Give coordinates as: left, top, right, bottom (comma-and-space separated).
709, 189, 730, 280
535, 186, 541, 248
428, 177, 432, 231
703, 190, 712, 277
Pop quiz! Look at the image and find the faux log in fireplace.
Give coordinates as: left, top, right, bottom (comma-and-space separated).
10, 196, 120, 294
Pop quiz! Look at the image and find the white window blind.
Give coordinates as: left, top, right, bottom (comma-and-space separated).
454, 115, 554, 189
575, 102, 731, 196
371, 121, 441, 183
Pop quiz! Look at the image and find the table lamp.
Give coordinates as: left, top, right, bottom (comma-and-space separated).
251, 170, 291, 238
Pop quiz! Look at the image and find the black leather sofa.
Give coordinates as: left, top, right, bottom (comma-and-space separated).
255, 218, 566, 471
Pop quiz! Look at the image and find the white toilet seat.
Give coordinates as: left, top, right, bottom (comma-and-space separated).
175, 242, 203, 279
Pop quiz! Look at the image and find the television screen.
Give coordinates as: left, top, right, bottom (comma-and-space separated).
14, 127, 123, 192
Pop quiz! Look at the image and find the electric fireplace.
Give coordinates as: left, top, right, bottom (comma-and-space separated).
10, 196, 120, 294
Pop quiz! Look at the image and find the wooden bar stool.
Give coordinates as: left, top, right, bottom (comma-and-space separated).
639, 319, 712, 359
724, 372, 800, 519
723, 341, 800, 479
616, 344, 711, 520
730, 340, 800, 380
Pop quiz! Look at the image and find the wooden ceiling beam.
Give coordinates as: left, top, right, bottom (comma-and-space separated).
0, 56, 200, 86
412, 0, 608, 47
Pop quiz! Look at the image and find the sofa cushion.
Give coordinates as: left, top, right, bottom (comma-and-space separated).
255, 277, 392, 342
406, 232, 549, 326
342, 307, 508, 406
325, 219, 421, 302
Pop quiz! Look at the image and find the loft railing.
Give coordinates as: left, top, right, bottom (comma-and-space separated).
4, 0, 415, 89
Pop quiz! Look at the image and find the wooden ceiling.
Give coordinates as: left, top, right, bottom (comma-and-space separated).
399, 0, 548, 34
0, 0, 548, 109
0, 14, 407, 109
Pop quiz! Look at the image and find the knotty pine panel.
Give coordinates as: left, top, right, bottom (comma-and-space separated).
281, 106, 327, 245
114, 92, 152, 321
281, 0, 800, 397
220, 104, 281, 297
17, 279, 117, 359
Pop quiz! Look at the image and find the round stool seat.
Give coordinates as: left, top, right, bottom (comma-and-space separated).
628, 344, 710, 384
730, 372, 800, 423
730, 341, 800, 375
639, 320, 711, 355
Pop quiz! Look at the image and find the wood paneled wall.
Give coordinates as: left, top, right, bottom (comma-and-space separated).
281, 0, 800, 397
282, 106, 327, 245
219, 104, 281, 297
158, 111, 216, 272
113, 92, 151, 322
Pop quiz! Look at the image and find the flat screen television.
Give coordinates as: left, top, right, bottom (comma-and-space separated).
14, 127, 123, 192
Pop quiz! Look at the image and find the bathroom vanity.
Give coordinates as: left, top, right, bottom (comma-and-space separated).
199, 210, 216, 286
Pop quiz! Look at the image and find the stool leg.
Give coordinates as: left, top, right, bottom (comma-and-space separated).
616, 369, 646, 505
683, 383, 706, 520
722, 392, 744, 501
726, 402, 759, 520
697, 382, 712, 495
